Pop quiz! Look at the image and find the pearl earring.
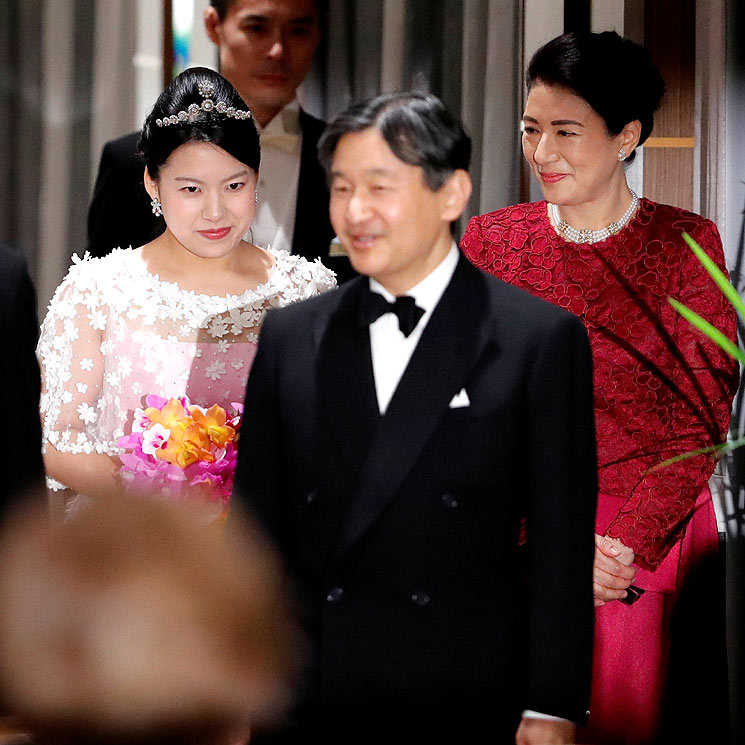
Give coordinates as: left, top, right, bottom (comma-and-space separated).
150, 197, 162, 217
617, 148, 627, 161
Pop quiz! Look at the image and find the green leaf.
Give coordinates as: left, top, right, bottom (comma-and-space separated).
668, 297, 745, 364
652, 444, 726, 470
652, 434, 745, 470
682, 232, 745, 319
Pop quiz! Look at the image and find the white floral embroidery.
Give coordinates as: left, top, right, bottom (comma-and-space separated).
231, 360, 244, 370
218, 339, 230, 353
76, 383, 88, 394
208, 318, 230, 338
195, 348, 203, 358
88, 309, 107, 330
205, 361, 226, 381
228, 308, 253, 334
119, 357, 133, 378
77, 402, 97, 424
80, 358, 94, 371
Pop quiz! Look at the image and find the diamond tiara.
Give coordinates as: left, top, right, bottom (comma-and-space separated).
155, 79, 252, 128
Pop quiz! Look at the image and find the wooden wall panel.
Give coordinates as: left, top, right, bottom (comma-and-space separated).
642, 147, 694, 209
642, 0, 696, 210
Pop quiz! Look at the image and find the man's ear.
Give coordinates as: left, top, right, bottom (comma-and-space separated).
440, 170, 472, 223
203, 6, 221, 45
143, 167, 159, 202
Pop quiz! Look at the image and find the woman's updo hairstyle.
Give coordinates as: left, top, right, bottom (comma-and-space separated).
139, 67, 260, 180
527, 31, 664, 162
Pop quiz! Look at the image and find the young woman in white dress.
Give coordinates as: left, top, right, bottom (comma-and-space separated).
38, 67, 335, 518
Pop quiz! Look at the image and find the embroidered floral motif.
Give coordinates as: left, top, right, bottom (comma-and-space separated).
208, 318, 230, 338
77, 402, 97, 424
205, 361, 226, 381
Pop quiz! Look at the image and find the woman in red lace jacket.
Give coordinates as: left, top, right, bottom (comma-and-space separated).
462, 31, 739, 745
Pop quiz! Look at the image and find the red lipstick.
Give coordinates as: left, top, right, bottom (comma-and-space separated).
198, 227, 231, 240
540, 173, 567, 183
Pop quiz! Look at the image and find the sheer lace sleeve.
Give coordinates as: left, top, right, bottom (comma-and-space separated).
269, 253, 336, 307
37, 258, 117, 482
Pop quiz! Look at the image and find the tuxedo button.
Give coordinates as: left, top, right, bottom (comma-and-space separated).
410, 591, 430, 606
326, 587, 344, 604
441, 493, 458, 509
305, 489, 317, 504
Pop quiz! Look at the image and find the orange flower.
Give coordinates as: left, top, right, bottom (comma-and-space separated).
145, 398, 190, 431
156, 421, 213, 469
189, 404, 236, 449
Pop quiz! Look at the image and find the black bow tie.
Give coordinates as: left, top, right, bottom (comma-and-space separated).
358, 289, 425, 337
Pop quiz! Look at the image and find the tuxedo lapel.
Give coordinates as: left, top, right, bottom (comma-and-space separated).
316, 279, 381, 539
334, 257, 493, 558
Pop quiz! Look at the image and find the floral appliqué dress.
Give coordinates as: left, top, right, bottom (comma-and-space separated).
38, 247, 336, 515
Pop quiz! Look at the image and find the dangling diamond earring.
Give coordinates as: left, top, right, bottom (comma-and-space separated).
151, 197, 162, 217
254, 191, 259, 204
617, 148, 627, 161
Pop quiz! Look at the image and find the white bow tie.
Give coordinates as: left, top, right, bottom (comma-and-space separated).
260, 132, 300, 154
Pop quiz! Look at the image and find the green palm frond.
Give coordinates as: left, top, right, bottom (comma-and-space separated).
667, 297, 745, 365
661, 231, 744, 469
682, 232, 745, 320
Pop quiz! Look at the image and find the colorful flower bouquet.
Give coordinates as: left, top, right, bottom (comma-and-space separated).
118, 395, 242, 507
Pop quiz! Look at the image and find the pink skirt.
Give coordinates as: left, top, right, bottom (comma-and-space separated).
577, 485, 720, 745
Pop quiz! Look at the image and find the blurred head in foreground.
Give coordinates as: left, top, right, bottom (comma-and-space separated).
0, 496, 296, 745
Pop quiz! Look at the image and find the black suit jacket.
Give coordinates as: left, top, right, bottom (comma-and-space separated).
233, 255, 597, 740
86, 110, 356, 282
0, 245, 45, 520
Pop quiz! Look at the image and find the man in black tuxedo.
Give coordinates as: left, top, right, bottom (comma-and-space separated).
87, 0, 354, 282
0, 243, 44, 520
233, 93, 597, 744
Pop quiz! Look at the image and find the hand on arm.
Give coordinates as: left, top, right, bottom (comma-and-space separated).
592, 533, 636, 606
516, 716, 576, 744
43, 447, 121, 502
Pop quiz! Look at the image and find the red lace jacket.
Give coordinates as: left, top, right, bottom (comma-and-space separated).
462, 199, 739, 570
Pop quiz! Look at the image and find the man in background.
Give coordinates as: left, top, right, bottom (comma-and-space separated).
0, 243, 44, 522
87, 0, 353, 281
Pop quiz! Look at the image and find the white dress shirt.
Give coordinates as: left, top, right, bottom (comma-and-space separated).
251, 99, 302, 253
368, 244, 459, 415
368, 244, 572, 725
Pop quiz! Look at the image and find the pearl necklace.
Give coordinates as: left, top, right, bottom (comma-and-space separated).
550, 191, 639, 244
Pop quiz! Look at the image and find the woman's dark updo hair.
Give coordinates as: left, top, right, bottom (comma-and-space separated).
139, 67, 260, 180
527, 31, 664, 162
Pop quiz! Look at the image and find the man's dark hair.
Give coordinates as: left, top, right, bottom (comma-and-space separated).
317, 92, 471, 191
210, 0, 327, 22
527, 31, 664, 162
